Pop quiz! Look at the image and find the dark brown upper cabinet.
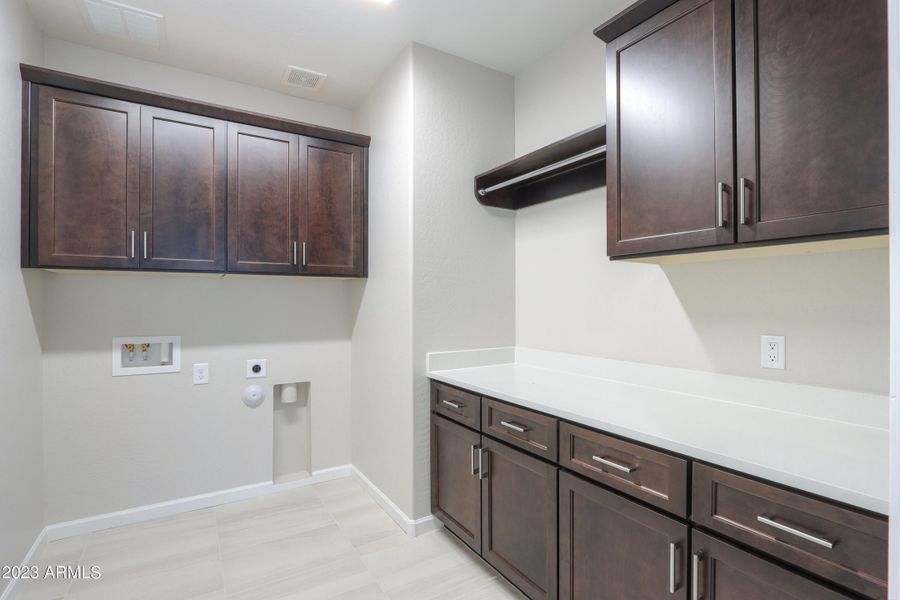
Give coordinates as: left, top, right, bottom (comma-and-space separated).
605, 0, 734, 257
21, 65, 369, 277
140, 107, 226, 271
735, 0, 888, 242
227, 124, 300, 274
299, 137, 366, 277
33, 85, 140, 269
597, 0, 888, 259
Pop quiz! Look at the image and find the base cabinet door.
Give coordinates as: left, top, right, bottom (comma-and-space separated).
481, 437, 557, 600
431, 414, 482, 552
140, 107, 226, 271
692, 531, 855, 600
34, 85, 140, 269
559, 471, 688, 600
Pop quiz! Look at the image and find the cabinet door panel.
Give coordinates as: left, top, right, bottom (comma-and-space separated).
299, 138, 365, 276
140, 107, 225, 271
607, 0, 734, 257
736, 0, 888, 241
692, 531, 854, 600
227, 124, 299, 274
559, 471, 688, 600
35, 85, 139, 268
481, 437, 557, 600
431, 414, 482, 553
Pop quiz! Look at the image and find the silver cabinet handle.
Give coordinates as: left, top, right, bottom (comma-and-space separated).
477, 447, 488, 480
442, 399, 462, 409
716, 181, 726, 227
292, 241, 298, 265
130, 230, 136, 259
142, 231, 148, 260
470, 445, 478, 476
692, 553, 703, 600
669, 542, 678, 594
301, 241, 307, 267
757, 515, 834, 549
500, 420, 528, 433
738, 177, 749, 225
591, 455, 636, 474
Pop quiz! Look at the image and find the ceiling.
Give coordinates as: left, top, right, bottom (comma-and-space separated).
24, 0, 631, 108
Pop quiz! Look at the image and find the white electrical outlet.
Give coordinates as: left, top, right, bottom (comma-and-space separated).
246, 359, 267, 378
192, 363, 209, 385
761, 335, 785, 369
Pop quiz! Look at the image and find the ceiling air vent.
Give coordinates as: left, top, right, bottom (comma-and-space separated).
282, 65, 328, 90
82, 0, 164, 47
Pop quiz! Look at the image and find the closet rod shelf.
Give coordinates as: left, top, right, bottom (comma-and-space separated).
474, 125, 606, 210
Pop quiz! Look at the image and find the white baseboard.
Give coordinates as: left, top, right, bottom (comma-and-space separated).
0, 527, 48, 600
45, 464, 351, 542
351, 465, 440, 537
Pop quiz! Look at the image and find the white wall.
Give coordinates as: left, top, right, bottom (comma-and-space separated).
44, 39, 351, 131
0, 0, 44, 592
350, 47, 416, 517
410, 44, 516, 518
40, 42, 358, 523
514, 25, 890, 395
349, 44, 516, 520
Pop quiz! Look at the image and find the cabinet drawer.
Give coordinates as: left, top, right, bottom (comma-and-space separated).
431, 381, 480, 430
559, 422, 688, 517
692, 463, 887, 600
482, 398, 557, 461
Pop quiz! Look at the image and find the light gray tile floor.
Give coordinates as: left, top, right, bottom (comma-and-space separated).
14, 477, 525, 600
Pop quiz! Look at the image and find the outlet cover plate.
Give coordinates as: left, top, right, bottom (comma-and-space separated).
761, 335, 785, 369
193, 363, 209, 385
246, 359, 267, 378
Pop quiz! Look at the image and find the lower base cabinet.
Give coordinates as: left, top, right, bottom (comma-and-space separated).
431, 414, 482, 552
559, 471, 688, 599
692, 531, 855, 600
481, 437, 558, 600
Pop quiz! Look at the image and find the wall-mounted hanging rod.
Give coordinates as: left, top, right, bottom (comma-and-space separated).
477, 145, 607, 197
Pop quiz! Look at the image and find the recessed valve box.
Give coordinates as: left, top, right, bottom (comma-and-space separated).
112, 336, 181, 376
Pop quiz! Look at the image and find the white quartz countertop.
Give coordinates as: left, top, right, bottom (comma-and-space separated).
426, 347, 889, 515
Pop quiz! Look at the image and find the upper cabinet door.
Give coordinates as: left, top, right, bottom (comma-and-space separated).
227, 123, 300, 274
34, 85, 139, 269
299, 137, 366, 276
606, 0, 734, 257
140, 107, 226, 271
735, 0, 888, 242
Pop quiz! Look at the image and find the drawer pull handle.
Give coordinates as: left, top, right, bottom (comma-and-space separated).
757, 515, 834, 549
500, 420, 529, 433
692, 553, 704, 600
668, 542, 678, 594
441, 399, 462, 409
591, 455, 636, 474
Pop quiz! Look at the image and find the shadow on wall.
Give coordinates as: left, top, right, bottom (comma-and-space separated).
38, 271, 359, 353
660, 247, 890, 394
